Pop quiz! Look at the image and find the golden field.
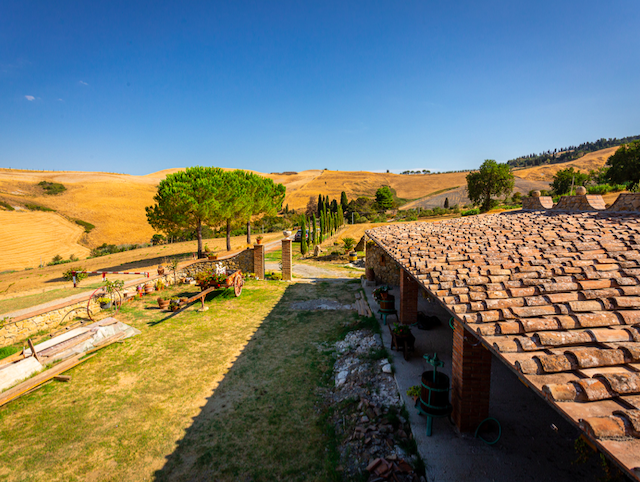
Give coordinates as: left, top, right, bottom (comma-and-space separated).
514, 146, 619, 181
0, 145, 621, 272
0, 167, 469, 268
0, 211, 91, 271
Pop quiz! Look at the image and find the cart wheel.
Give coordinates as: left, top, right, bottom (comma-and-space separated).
234, 275, 244, 297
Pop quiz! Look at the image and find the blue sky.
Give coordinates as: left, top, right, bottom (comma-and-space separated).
1, 1, 639, 175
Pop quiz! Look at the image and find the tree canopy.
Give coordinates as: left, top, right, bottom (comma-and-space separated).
146, 167, 227, 257
606, 140, 640, 186
466, 160, 514, 212
551, 167, 589, 195
146, 167, 285, 257
375, 186, 394, 210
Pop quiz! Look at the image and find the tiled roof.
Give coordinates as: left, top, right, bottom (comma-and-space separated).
367, 211, 640, 480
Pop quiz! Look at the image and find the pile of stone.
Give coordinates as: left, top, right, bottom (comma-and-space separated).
367, 457, 421, 482
322, 329, 425, 481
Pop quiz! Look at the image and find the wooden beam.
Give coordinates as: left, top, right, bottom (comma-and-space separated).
0, 331, 125, 407
27, 339, 40, 363
0, 354, 95, 407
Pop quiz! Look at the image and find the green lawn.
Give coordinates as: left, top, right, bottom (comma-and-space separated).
0, 278, 361, 481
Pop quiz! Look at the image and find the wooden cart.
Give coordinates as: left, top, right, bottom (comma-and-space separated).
196, 269, 244, 297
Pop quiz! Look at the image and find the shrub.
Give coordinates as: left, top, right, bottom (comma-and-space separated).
25, 203, 55, 212
0, 201, 14, 211
38, 181, 66, 195
75, 219, 95, 233
265, 271, 282, 281
47, 254, 71, 266
151, 234, 165, 245
63, 266, 88, 284
342, 237, 356, 252
461, 208, 480, 217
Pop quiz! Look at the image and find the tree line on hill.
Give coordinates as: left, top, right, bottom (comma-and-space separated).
506, 135, 640, 168
466, 139, 640, 212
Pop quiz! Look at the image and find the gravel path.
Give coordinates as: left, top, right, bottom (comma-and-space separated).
265, 262, 350, 279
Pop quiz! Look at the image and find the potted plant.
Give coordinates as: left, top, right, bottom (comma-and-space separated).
144, 282, 154, 294
157, 296, 170, 309
390, 323, 415, 360
155, 279, 165, 291
373, 286, 391, 301
406, 385, 421, 406
157, 264, 165, 275
97, 297, 112, 309
256, 235, 264, 244
208, 251, 218, 260
169, 298, 180, 312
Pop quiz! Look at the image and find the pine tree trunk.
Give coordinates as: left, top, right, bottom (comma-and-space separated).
226, 219, 231, 251
246, 221, 251, 244
197, 222, 203, 258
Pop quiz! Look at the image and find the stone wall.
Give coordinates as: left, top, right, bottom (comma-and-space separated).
607, 193, 640, 212
0, 298, 102, 348
0, 248, 255, 348
181, 248, 254, 278
552, 194, 605, 211
522, 196, 553, 210
365, 241, 401, 286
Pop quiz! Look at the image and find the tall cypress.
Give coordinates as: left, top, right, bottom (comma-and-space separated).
300, 217, 308, 255
312, 213, 317, 245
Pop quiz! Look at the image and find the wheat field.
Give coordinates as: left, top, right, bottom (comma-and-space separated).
0, 211, 91, 271
514, 146, 619, 181
0, 146, 622, 271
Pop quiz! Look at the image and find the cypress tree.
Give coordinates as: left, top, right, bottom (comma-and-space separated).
317, 194, 323, 215
300, 217, 308, 255
312, 213, 317, 245
444, 197, 449, 209
331, 199, 338, 213
340, 191, 348, 210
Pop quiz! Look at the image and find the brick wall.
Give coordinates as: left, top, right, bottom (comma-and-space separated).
282, 239, 292, 281
365, 241, 401, 286
399, 269, 418, 325
253, 244, 265, 279
451, 318, 492, 432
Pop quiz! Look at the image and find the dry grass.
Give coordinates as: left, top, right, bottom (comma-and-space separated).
0, 279, 357, 481
0, 166, 469, 268
0, 211, 91, 271
514, 146, 619, 182
270, 170, 469, 211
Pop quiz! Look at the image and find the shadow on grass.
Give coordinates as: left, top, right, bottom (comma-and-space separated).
147, 289, 237, 327
151, 280, 356, 482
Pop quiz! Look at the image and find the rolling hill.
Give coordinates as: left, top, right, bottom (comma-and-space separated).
0, 144, 621, 270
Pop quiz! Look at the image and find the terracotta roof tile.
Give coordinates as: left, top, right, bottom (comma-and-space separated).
367, 211, 640, 479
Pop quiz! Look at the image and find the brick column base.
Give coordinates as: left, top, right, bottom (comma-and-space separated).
282, 239, 292, 281
399, 269, 418, 325
253, 244, 265, 280
451, 318, 492, 432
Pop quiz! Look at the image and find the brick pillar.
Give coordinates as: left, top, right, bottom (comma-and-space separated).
253, 244, 265, 280
282, 239, 292, 281
451, 318, 492, 432
399, 269, 418, 325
